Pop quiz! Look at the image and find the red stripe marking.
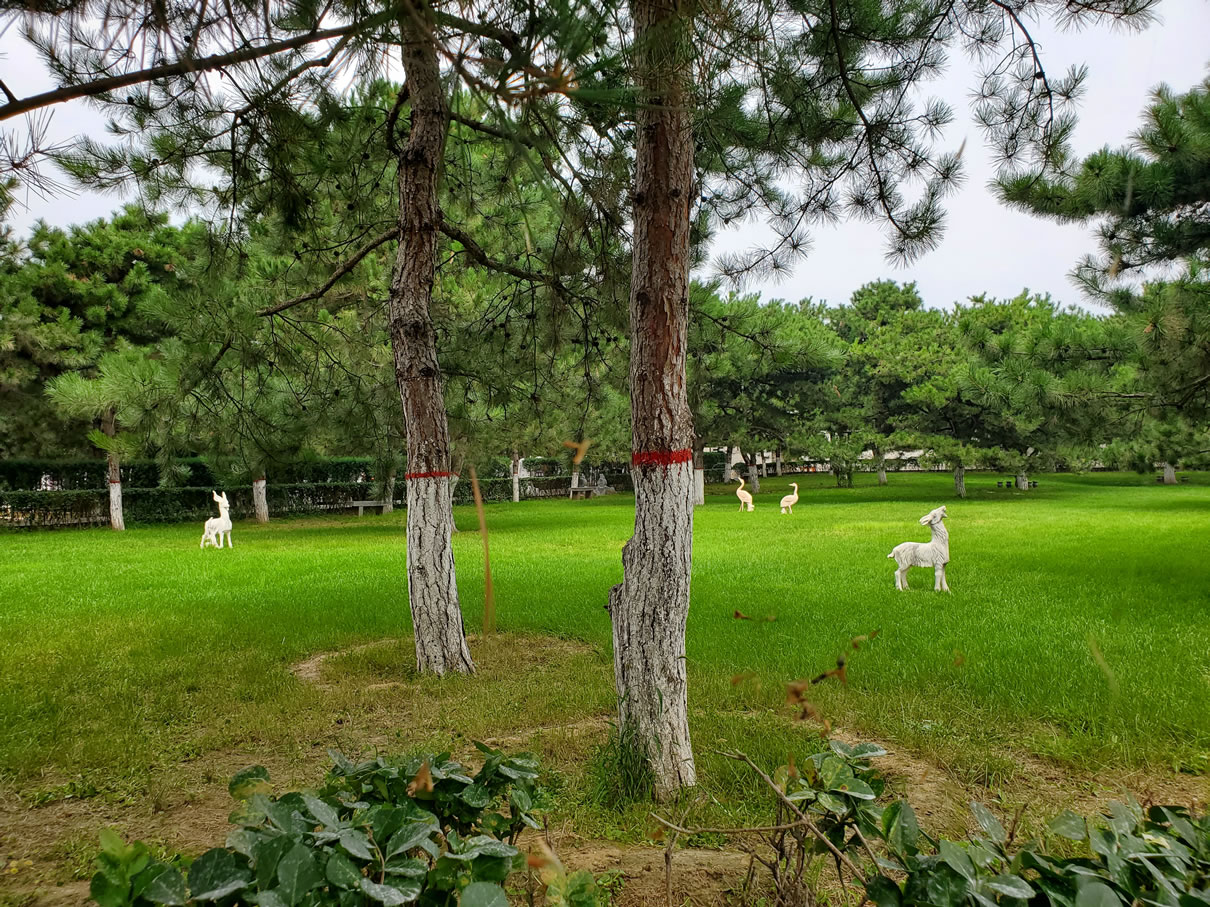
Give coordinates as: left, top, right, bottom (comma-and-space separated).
405, 471, 460, 480
108, 480, 121, 484
631, 448, 694, 467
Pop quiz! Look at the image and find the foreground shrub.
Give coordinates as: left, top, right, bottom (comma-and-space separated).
660, 741, 1209, 907
90, 744, 597, 907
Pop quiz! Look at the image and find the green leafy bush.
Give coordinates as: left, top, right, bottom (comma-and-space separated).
89, 744, 587, 907
725, 740, 1210, 907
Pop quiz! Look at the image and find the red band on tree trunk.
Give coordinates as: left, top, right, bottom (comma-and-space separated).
109, 480, 121, 484
404, 471, 459, 480
631, 448, 694, 467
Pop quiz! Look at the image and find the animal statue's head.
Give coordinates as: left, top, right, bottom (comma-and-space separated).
213, 490, 230, 510
919, 505, 947, 526
791, 482, 799, 490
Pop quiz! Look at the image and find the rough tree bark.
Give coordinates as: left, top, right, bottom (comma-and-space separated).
954, 465, 966, 499
388, 6, 473, 676
759, 451, 767, 478
252, 476, 269, 523
1162, 462, 1177, 484
1015, 472, 1029, 491
775, 447, 783, 476
383, 468, 396, 514
693, 439, 705, 507
511, 450, 521, 503
102, 408, 124, 531
607, 0, 696, 800
746, 459, 761, 494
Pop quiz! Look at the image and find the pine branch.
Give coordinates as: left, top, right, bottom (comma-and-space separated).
259, 227, 397, 317
0, 14, 392, 122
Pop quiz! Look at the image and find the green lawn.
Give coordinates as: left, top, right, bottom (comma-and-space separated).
1, 471, 1208, 823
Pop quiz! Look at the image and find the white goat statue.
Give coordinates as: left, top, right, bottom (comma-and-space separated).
888, 505, 949, 591
735, 476, 755, 512
780, 482, 799, 514
201, 491, 233, 550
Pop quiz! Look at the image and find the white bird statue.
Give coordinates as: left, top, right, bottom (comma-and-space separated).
780, 482, 799, 514
735, 476, 754, 512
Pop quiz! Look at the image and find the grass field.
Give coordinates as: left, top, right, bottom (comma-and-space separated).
1, 471, 1209, 897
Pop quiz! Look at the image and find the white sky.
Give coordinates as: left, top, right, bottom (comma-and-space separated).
3, 3, 1209, 311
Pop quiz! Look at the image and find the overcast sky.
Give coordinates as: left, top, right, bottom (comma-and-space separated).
3, 3, 1209, 311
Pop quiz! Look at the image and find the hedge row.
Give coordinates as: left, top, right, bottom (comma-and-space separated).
0, 483, 376, 528
0, 457, 380, 491
1, 471, 637, 527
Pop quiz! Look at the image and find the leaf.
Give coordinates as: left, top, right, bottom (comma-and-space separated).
925, 865, 969, 907
90, 872, 129, 907
1051, 811, 1089, 841
971, 803, 1007, 844
509, 787, 533, 813
98, 828, 127, 860
187, 848, 252, 901
328, 749, 356, 775
882, 801, 920, 855
302, 793, 343, 830
833, 777, 876, 800
385, 856, 429, 878
361, 877, 423, 905
987, 874, 1035, 899
338, 828, 374, 861
461, 881, 509, 907
275, 843, 322, 906
325, 851, 363, 890
253, 835, 293, 890
253, 891, 289, 907
849, 743, 889, 760
1076, 882, 1123, 907
229, 766, 272, 800
459, 784, 493, 809
387, 821, 437, 858
866, 874, 903, 907
226, 829, 262, 859
141, 865, 187, 905
940, 840, 976, 882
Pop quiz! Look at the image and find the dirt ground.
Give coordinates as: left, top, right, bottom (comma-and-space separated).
2, 636, 1206, 906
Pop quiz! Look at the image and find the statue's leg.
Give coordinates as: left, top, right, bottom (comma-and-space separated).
934, 565, 944, 591
897, 567, 908, 590
940, 565, 949, 592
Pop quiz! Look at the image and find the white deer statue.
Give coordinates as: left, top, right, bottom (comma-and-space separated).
889, 505, 949, 591
735, 476, 755, 512
201, 491, 233, 550
780, 482, 799, 514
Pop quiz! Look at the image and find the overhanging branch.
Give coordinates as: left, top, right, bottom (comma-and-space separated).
259, 227, 397, 317
0, 13, 392, 122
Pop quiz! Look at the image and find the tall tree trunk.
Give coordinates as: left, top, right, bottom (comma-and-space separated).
252, 476, 269, 523
877, 465, 887, 486
725, 444, 734, 482
747, 461, 761, 494
389, 11, 472, 676
511, 450, 520, 503
102, 408, 124, 531
954, 465, 966, 499
775, 447, 783, 476
1015, 471, 1028, 491
608, 0, 696, 800
693, 438, 705, 507
383, 468, 396, 514
759, 451, 767, 477
1162, 462, 1177, 484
